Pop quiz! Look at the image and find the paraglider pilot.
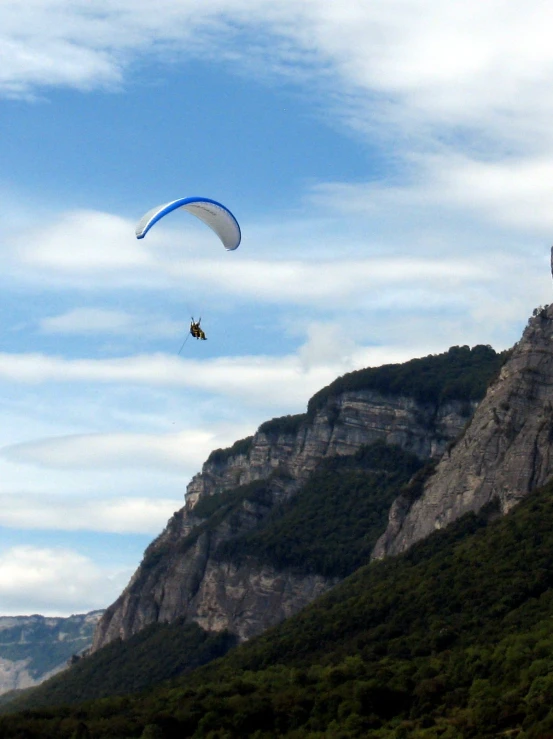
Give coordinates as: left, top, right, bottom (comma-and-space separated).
190, 318, 207, 340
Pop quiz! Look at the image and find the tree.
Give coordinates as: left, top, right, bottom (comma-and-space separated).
140, 725, 164, 739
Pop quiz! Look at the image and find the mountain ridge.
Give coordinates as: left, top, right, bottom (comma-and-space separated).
92, 344, 504, 652
0, 610, 103, 696
374, 305, 553, 558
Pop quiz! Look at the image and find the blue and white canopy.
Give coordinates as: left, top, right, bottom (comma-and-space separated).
135, 196, 241, 251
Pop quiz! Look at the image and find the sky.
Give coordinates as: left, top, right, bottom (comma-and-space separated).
1, 0, 553, 616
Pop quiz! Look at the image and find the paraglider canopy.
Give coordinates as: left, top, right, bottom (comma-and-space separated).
135, 196, 241, 250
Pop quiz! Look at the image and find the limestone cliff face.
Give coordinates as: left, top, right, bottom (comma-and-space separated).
185, 392, 474, 508
92, 480, 334, 649
92, 389, 473, 652
373, 306, 553, 559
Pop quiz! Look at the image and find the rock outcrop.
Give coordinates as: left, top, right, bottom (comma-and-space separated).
185, 393, 475, 508
373, 306, 553, 558
92, 386, 475, 651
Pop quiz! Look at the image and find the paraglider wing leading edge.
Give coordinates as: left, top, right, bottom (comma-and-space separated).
135, 196, 241, 250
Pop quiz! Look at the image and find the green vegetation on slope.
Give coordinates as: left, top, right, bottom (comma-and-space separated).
150, 442, 422, 582
0, 621, 235, 714
206, 436, 254, 466
215, 441, 424, 578
257, 413, 306, 437
139, 477, 279, 573
205, 344, 506, 464
5, 480, 553, 736
308, 343, 506, 419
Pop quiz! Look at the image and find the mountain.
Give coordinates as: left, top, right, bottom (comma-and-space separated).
374, 305, 553, 558
92, 344, 503, 652
0, 338, 521, 721
4, 307, 553, 735
0, 611, 103, 696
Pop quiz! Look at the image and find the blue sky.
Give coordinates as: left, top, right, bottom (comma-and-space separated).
1, 0, 553, 616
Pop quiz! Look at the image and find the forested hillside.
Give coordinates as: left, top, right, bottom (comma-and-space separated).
4, 478, 553, 736
213, 441, 424, 578
306, 342, 506, 417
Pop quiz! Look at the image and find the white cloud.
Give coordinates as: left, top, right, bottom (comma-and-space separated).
0, 545, 130, 616
0, 36, 121, 98
40, 308, 184, 338
424, 154, 553, 233
0, 346, 450, 414
0, 351, 343, 406
14, 210, 155, 280
1, 429, 245, 472
2, 2, 553, 266
0, 204, 497, 297
2, 0, 553, 145
182, 257, 490, 305
0, 405, 259, 505
297, 322, 357, 371
0, 495, 179, 535
309, 159, 553, 239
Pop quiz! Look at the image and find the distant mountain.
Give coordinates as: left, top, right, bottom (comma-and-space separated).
0, 611, 103, 696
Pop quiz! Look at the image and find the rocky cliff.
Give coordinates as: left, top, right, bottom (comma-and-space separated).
373, 305, 553, 558
184, 392, 475, 510
0, 611, 103, 695
92, 346, 496, 652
